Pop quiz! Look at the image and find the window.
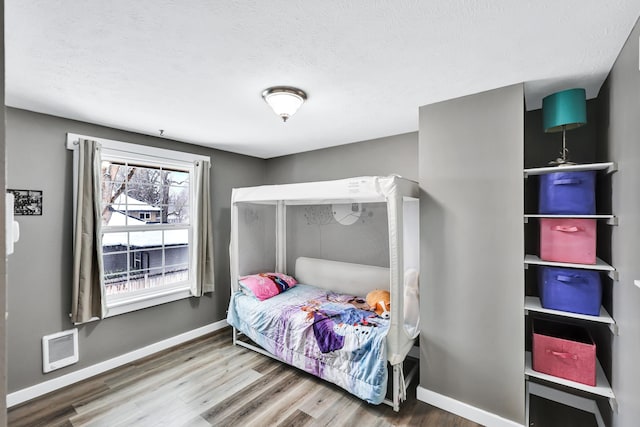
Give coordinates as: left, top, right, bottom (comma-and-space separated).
68, 134, 211, 317
101, 158, 192, 298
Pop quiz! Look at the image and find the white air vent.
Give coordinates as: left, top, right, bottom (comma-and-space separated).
42, 328, 79, 373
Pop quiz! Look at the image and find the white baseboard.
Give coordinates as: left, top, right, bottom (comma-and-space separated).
416, 385, 524, 427
7, 320, 228, 408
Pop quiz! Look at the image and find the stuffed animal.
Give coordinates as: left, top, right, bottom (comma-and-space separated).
366, 289, 391, 319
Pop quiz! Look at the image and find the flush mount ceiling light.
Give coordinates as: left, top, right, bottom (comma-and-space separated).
261, 86, 307, 122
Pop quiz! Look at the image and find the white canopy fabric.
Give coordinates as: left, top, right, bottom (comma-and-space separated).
230, 175, 420, 365
231, 175, 418, 205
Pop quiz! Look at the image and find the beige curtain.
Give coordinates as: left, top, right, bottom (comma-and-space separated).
71, 139, 107, 323
192, 159, 215, 296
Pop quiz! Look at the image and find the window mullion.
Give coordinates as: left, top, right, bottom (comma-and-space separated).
125, 162, 131, 291
103, 224, 188, 233
162, 228, 166, 287
126, 229, 131, 290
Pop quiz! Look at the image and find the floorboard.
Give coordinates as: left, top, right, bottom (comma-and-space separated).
9, 327, 484, 427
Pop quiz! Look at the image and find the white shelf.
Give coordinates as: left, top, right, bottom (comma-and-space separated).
524, 214, 614, 219
524, 255, 617, 281
524, 214, 617, 225
524, 297, 617, 334
524, 162, 617, 177
524, 255, 614, 271
525, 352, 615, 400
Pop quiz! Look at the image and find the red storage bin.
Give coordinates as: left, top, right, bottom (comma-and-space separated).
540, 218, 596, 264
532, 319, 596, 386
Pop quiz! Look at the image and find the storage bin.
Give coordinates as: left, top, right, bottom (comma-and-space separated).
532, 319, 596, 386
538, 267, 602, 316
539, 171, 596, 215
540, 218, 596, 264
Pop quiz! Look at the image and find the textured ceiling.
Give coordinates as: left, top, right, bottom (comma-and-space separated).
5, 1, 640, 158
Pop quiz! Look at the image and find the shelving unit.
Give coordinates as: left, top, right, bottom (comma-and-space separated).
523, 162, 617, 426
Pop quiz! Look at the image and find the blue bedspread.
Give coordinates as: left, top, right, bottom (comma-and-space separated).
227, 284, 389, 404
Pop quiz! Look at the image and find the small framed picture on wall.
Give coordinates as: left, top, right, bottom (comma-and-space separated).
8, 189, 43, 215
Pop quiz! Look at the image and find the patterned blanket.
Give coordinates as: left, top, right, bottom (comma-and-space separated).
227, 284, 389, 404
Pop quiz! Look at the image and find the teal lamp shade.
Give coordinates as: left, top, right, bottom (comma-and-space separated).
542, 88, 587, 133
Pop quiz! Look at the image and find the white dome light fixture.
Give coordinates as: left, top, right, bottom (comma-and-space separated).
261, 86, 307, 122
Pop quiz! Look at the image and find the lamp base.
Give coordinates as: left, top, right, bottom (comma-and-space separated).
548, 157, 577, 167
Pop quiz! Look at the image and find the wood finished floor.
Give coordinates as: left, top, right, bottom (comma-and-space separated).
8, 327, 482, 427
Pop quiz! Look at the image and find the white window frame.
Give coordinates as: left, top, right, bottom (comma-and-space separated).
67, 133, 210, 317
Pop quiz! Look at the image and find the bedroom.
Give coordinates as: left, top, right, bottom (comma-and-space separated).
2, 2, 640, 427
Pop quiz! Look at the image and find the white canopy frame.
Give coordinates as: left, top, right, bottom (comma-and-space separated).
229, 175, 420, 411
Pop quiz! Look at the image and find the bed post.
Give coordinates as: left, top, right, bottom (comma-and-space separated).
393, 364, 401, 412
276, 200, 286, 273
230, 197, 240, 294
385, 180, 405, 413
386, 188, 405, 365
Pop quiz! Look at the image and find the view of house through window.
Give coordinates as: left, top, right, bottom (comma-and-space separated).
100, 159, 192, 300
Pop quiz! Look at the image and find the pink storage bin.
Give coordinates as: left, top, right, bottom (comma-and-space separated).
540, 218, 596, 264
533, 319, 596, 386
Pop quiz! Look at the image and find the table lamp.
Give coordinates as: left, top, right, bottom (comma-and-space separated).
542, 88, 587, 166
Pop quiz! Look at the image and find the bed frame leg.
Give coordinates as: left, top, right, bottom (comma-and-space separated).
383, 361, 418, 412
232, 327, 238, 346
393, 364, 401, 412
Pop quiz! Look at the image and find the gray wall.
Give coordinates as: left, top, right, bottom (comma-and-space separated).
4, 109, 416, 395
264, 132, 417, 275
598, 18, 640, 427
5, 108, 266, 392
418, 84, 524, 424
285, 203, 390, 270
237, 204, 277, 276
265, 132, 418, 184
1, 0, 8, 422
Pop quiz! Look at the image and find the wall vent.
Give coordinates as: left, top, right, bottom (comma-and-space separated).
42, 328, 79, 373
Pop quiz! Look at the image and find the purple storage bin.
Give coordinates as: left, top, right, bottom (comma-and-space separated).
539, 267, 602, 316
539, 171, 596, 215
